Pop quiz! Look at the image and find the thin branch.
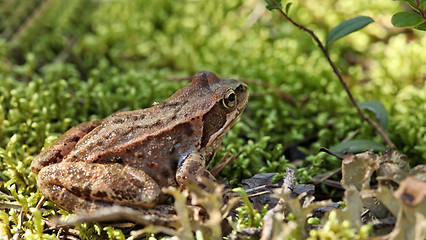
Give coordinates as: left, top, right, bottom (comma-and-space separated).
416, 1, 426, 19
12, 210, 24, 240
210, 149, 245, 177
269, 1, 395, 149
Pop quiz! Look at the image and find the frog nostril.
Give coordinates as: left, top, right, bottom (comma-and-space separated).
236, 84, 247, 92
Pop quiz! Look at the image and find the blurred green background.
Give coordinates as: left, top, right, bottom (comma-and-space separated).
1, 0, 425, 196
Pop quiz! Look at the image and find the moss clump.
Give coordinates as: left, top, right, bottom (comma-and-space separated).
1, 0, 425, 238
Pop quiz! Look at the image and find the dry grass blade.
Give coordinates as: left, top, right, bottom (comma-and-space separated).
56, 206, 180, 228
210, 149, 244, 177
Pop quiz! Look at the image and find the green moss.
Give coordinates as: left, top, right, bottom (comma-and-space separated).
1, 0, 425, 238
308, 211, 372, 240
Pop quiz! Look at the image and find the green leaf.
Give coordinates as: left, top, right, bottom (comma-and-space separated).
329, 140, 387, 154
285, 2, 292, 14
415, 22, 426, 31
398, 0, 418, 9
399, 0, 426, 9
265, 0, 282, 11
326, 16, 374, 47
391, 12, 425, 27
359, 100, 388, 130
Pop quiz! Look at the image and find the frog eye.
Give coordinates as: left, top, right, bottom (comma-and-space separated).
222, 89, 237, 109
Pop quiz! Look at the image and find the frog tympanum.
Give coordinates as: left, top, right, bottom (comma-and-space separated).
31, 71, 249, 213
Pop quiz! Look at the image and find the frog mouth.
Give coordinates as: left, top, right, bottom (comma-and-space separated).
226, 106, 243, 127
223, 94, 248, 130
208, 104, 245, 144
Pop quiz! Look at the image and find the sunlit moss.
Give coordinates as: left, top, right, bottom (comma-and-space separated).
308, 211, 372, 240
0, 0, 425, 238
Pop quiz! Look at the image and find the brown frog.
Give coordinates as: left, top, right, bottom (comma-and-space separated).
31, 71, 249, 213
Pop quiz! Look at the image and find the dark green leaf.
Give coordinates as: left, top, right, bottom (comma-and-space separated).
399, 0, 426, 9
391, 12, 425, 27
398, 0, 418, 9
329, 140, 387, 154
285, 2, 292, 14
415, 22, 426, 31
326, 16, 374, 47
265, 0, 282, 11
360, 100, 388, 130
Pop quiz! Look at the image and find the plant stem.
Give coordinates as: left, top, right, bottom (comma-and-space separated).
270, 2, 396, 149
415, 0, 426, 19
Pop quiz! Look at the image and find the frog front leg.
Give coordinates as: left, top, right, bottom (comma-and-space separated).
37, 161, 162, 213
176, 153, 216, 188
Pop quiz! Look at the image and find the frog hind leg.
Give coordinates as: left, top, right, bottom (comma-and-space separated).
176, 153, 216, 189
37, 161, 162, 213
31, 119, 102, 174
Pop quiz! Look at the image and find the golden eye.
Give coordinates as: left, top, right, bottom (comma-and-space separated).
222, 89, 237, 108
